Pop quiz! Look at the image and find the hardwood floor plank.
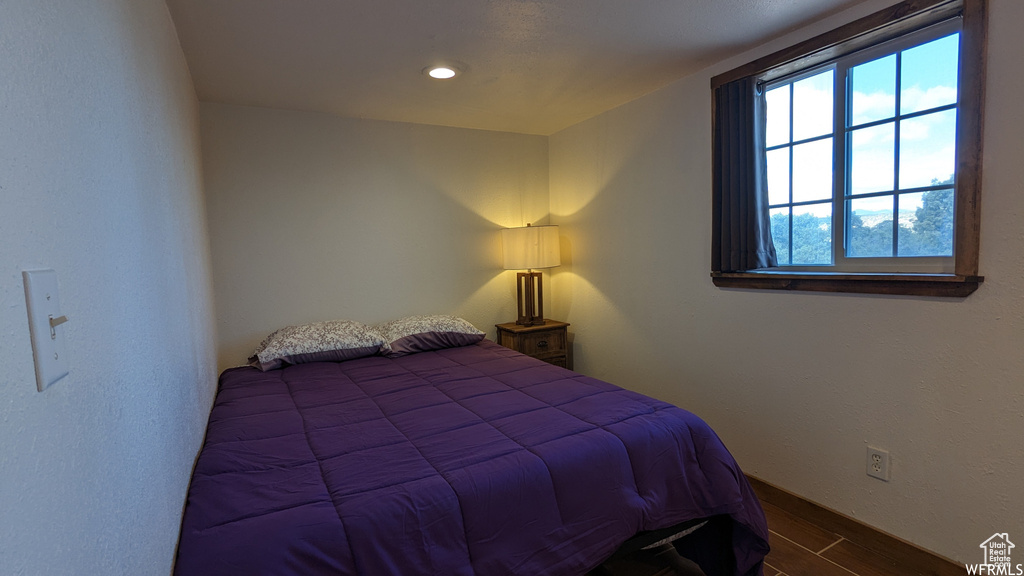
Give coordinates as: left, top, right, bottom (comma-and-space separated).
762, 501, 842, 553
821, 538, 931, 576
748, 476, 963, 575
766, 532, 859, 576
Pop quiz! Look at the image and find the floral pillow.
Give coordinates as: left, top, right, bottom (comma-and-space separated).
374, 315, 485, 358
248, 320, 387, 371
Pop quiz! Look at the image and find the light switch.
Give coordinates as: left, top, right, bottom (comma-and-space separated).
23, 269, 70, 391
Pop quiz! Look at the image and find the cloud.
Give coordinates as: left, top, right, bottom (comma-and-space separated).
901, 85, 957, 114
766, 80, 957, 212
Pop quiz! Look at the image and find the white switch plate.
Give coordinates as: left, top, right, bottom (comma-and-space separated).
23, 269, 69, 391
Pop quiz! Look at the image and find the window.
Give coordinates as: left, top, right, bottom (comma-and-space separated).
710, 0, 986, 297
766, 23, 960, 272
765, 67, 836, 267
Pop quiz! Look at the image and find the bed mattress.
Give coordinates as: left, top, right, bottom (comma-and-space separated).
174, 340, 768, 575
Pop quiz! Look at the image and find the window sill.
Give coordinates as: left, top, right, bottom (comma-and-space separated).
711, 271, 983, 297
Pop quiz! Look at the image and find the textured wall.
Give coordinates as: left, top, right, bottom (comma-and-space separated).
0, 0, 216, 574
549, 0, 1024, 564
200, 103, 549, 370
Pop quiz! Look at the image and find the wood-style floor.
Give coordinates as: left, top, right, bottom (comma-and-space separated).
589, 492, 960, 576
762, 500, 913, 576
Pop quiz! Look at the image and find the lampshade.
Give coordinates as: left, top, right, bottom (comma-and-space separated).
501, 225, 560, 270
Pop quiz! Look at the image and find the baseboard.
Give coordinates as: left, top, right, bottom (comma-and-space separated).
746, 475, 964, 576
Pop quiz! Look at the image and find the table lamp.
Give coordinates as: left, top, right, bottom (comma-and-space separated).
501, 223, 560, 326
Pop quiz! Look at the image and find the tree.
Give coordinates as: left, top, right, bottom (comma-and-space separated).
849, 213, 893, 257
902, 179, 954, 256
769, 175, 953, 263
791, 212, 831, 264
770, 213, 790, 265
772, 211, 831, 265
848, 175, 954, 258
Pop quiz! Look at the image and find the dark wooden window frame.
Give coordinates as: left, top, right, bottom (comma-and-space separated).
710, 0, 986, 297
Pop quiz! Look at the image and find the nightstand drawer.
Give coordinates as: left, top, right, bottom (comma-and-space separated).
519, 330, 566, 357
545, 356, 568, 368
494, 320, 571, 370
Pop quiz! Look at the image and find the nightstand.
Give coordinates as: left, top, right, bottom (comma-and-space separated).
495, 320, 570, 369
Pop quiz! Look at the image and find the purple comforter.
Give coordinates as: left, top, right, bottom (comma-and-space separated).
175, 341, 768, 575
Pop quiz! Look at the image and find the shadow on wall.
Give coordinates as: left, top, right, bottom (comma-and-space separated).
216, 190, 522, 369
547, 104, 679, 368
201, 105, 550, 371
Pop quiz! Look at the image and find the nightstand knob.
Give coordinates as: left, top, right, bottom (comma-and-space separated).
537, 340, 548, 347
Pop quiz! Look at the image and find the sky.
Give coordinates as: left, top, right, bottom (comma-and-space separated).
765, 32, 960, 216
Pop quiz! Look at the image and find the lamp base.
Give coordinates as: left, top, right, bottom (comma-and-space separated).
516, 271, 544, 326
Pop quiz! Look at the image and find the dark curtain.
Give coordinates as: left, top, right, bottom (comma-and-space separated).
711, 76, 778, 272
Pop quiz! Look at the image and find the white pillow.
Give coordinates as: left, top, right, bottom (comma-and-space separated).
248, 320, 386, 371
374, 315, 485, 358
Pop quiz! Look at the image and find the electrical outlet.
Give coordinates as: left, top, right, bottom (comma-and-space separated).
866, 446, 890, 481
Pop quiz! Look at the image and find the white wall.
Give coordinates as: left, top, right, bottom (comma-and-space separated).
0, 1, 216, 574
549, 0, 1024, 564
201, 103, 549, 370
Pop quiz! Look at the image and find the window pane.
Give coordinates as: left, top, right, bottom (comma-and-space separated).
898, 189, 954, 256
792, 138, 832, 203
792, 203, 832, 265
899, 109, 956, 190
850, 54, 896, 126
900, 33, 959, 115
792, 70, 834, 141
765, 86, 791, 147
848, 195, 894, 257
770, 207, 791, 266
767, 147, 790, 206
849, 123, 895, 195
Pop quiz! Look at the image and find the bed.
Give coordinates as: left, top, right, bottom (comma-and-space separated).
174, 318, 769, 576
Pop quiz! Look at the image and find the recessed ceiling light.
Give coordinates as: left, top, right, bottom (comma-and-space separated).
424, 65, 460, 80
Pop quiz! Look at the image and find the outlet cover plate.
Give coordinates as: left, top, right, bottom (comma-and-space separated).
867, 446, 890, 481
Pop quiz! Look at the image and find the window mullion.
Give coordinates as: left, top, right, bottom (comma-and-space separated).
787, 83, 795, 266
833, 61, 848, 268
893, 51, 903, 257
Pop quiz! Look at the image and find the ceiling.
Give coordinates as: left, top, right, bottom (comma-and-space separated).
165, 0, 869, 135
